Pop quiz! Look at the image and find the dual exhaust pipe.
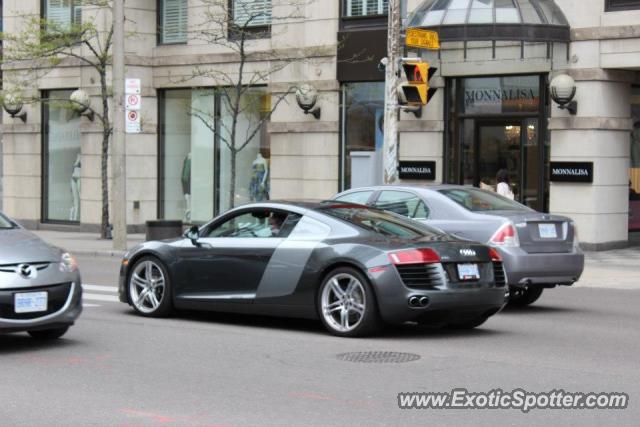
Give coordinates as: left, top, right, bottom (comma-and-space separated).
408, 296, 429, 308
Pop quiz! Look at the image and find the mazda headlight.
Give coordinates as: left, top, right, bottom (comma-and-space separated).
60, 252, 78, 272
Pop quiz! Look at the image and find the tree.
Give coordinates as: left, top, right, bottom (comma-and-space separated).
179, 0, 323, 209
2, 1, 114, 238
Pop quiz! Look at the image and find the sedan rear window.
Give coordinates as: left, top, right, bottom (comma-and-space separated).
438, 188, 531, 212
0, 213, 16, 229
318, 204, 446, 239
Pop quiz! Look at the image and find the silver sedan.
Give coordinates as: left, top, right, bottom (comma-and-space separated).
0, 213, 82, 339
334, 185, 584, 306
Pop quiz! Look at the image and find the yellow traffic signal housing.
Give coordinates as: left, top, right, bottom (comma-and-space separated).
400, 61, 437, 106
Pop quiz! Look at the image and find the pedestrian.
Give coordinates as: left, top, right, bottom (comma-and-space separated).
496, 169, 515, 200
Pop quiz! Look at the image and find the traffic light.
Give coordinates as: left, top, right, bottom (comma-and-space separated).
399, 60, 437, 106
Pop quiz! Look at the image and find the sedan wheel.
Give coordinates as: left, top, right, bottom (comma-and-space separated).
318, 267, 379, 337
509, 286, 543, 307
128, 257, 173, 317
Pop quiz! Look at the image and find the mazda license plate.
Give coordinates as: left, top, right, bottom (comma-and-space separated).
538, 223, 557, 239
14, 292, 48, 313
457, 263, 480, 281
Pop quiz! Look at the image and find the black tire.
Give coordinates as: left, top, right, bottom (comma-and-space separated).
127, 256, 174, 317
446, 316, 488, 330
509, 286, 544, 307
28, 326, 69, 340
317, 267, 381, 337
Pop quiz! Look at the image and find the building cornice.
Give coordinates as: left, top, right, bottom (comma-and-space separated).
548, 117, 633, 131
268, 121, 338, 133
571, 25, 640, 41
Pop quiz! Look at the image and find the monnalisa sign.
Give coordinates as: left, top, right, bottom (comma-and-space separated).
550, 162, 593, 183
398, 161, 436, 180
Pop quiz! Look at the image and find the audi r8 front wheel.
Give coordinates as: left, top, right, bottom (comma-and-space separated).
128, 256, 173, 317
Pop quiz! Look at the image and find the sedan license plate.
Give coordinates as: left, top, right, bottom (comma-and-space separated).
457, 263, 480, 281
538, 223, 557, 239
14, 292, 48, 313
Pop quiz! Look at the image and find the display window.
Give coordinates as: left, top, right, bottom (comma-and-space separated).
43, 89, 82, 222
159, 87, 270, 222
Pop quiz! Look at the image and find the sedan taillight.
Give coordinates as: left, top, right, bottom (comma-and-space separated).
489, 222, 519, 247
388, 248, 440, 265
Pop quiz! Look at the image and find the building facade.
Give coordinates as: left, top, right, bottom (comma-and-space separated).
1, 0, 639, 250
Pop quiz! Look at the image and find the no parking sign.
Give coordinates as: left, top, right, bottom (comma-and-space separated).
126, 110, 141, 133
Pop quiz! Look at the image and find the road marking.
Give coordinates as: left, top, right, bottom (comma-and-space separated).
83, 284, 118, 292
83, 293, 120, 302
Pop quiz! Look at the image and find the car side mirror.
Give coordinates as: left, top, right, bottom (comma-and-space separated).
184, 225, 200, 245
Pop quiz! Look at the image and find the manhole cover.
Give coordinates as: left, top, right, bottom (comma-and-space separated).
336, 351, 421, 364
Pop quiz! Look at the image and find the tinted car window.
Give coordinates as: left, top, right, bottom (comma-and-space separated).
207, 210, 301, 238
334, 191, 373, 205
374, 190, 430, 219
318, 204, 446, 239
439, 188, 531, 212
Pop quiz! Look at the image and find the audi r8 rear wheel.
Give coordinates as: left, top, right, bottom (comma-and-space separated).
509, 286, 543, 306
318, 267, 380, 337
128, 256, 173, 317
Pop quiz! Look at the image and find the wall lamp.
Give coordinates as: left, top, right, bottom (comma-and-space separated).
295, 84, 321, 119
3, 94, 27, 122
550, 74, 577, 115
70, 89, 95, 121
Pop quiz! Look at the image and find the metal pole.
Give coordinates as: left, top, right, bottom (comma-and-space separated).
383, 0, 401, 184
112, 0, 127, 250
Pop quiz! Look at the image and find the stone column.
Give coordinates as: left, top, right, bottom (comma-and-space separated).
549, 69, 634, 250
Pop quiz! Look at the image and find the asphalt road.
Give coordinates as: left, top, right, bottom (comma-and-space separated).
1, 256, 638, 426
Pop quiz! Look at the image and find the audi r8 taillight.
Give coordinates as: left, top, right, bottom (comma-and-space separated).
388, 248, 440, 265
488, 247, 502, 262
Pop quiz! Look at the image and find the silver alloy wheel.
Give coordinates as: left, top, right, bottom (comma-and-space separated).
321, 273, 366, 333
129, 260, 166, 314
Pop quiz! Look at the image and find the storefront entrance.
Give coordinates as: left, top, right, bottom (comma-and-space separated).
470, 119, 541, 209
446, 75, 548, 212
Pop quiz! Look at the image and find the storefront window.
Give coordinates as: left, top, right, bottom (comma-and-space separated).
463, 75, 540, 115
341, 82, 385, 190
629, 86, 640, 231
160, 89, 215, 223
219, 87, 271, 212
44, 89, 81, 222
160, 87, 270, 221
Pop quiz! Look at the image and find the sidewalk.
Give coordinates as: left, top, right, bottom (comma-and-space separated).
31, 229, 145, 257
28, 229, 640, 290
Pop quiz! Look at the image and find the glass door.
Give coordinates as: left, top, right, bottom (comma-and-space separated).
476, 122, 521, 196
474, 120, 542, 210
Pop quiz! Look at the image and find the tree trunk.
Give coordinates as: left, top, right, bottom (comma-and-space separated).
100, 68, 111, 239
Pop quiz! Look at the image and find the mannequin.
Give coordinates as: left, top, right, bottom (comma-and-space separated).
69, 153, 81, 221
181, 153, 192, 222
249, 153, 269, 202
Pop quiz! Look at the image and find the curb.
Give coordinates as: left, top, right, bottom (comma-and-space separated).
73, 250, 128, 258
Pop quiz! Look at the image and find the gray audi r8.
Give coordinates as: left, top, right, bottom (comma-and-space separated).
0, 213, 82, 340
334, 185, 585, 306
118, 201, 508, 337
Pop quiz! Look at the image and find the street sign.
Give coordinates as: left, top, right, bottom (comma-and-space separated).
126, 94, 141, 110
125, 110, 141, 134
405, 28, 440, 50
125, 78, 141, 94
